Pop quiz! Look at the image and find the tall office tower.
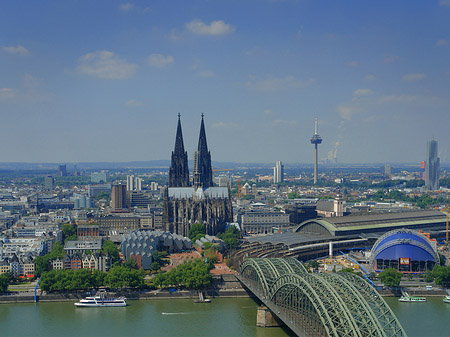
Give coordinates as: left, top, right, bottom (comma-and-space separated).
310, 118, 322, 184
425, 140, 440, 191
59, 164, 67, 177
169, 114, 190, 187
111, 184, 127, 210
193, 114, 213, 189
273, 161, 284, 183
44, 175, 55, 190
126, 175, 134, 191
384, 164, 392, 176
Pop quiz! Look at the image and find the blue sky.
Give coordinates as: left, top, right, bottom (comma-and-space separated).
1, 0, 449, 164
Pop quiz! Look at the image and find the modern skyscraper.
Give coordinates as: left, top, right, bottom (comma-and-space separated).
44, 175, 55, 190
273, 161, 284, 183
126, 175, 134, 191
425, 140, 440, 191
58, 164, 67, 177
169, 114, 190, 187
193, 114, 213, 189
384, 164, 392, 176
310, 118, 322, 184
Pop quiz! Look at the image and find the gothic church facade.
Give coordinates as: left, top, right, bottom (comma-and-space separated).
163, 115, 233, 237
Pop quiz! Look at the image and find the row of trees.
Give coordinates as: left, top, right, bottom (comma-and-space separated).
39, 265, 145, 292
152, 259, 213, 289
424, 266, 450, 286
0, 273, 10, 293
188, 224, 241, 251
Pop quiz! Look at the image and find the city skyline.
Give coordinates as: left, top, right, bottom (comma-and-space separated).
1, 1, 450, 164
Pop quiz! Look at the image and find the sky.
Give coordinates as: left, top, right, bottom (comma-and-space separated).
1, 0, 450, 165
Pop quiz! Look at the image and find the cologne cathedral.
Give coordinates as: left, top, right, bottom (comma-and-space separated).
163, 114, 233, 237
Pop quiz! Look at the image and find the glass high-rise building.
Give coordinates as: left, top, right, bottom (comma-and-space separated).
425, 140, 440, 191
273, 161, 284, 183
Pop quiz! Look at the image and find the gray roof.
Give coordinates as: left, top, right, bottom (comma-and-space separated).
168, 187, 229, 199
323, 210, 445, 228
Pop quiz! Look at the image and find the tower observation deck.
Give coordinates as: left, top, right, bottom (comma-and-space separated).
310, 117, 322, 184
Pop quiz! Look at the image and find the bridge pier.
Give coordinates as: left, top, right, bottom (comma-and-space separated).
256, 306, 285, 328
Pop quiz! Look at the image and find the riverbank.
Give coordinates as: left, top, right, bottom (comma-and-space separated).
0, 274, 253, 304
2, 273, 448, 304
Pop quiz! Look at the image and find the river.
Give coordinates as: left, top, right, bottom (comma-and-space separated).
0, 297, 448, 336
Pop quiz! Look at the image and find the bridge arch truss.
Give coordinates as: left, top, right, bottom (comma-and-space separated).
239, 258, 406, 337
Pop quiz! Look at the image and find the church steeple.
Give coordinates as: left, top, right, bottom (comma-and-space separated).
193, 114, 213, 189
169, 114, 190, 187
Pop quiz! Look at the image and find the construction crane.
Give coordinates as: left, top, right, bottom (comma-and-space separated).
442, 206, 450, 243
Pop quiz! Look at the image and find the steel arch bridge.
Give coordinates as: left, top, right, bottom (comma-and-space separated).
238, 258, 407, 337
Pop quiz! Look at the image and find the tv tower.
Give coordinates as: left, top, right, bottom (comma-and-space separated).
310, 117, 322, 184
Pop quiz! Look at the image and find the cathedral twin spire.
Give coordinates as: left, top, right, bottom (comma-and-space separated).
169, 114, 213, 189
169, 114, 190, 187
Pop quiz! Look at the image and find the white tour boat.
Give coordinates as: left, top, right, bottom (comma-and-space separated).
74, 291, 127, 307
398, 292, 426, 302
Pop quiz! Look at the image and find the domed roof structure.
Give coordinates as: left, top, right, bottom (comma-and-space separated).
369, 228, 439, 273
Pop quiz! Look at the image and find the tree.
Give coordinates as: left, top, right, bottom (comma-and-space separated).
307, 260, 320, 270
288, 192, 301, 199
102, 240, 120, 264
188, 223, 205, 241
153, 259, 213, 289
432, 266, 450, 286
34, 256, 50, 277
0, 273, 10, 293
62, 224, 77, 243
379, 268, 402, 288
218, 226, 240, 250
48, 241, 65, 260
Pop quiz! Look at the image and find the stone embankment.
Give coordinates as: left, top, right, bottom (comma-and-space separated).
0, 274, 252, 304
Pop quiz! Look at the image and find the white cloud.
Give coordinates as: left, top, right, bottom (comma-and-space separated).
402, 73, 427, 81
440, 0, 450, 6
126, 99, 144, 107
0, 88, 16, 101
348, 60, 359, 67
185, 19, 235, 36
384, 54, 399, 63
2, 45, 29, 56
336, 105, 354, 121
446, 70, 450, 76
436, 39, 448, 46
262, 109, 273, 115
378, 95, 418, 104
364, 74, 376, 81
120, 3, 134, 11
147, 54, 174, 68
198, 70, 214, 78
353, 88, 373, 96
246, 75, 307, 92
76, 51, 137, 79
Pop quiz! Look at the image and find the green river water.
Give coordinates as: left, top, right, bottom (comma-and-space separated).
0, 297, 448, 337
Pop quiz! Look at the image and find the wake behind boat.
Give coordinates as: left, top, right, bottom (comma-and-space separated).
443, 289, 450, 303
74, 291, 127, 307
